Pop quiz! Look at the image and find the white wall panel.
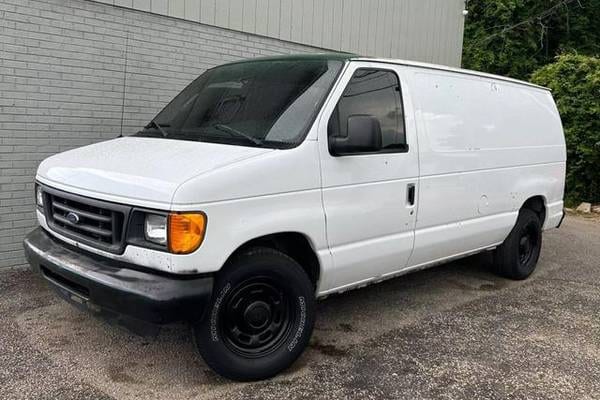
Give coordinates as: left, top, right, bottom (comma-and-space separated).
255, 0, 269, 36
242, 0, 256, 32
151, 0, 167, 15
132, 0, 150, 12
290, 0, 303, 43
266, 0, 280, 37
279, 0, 292, 41
215, 0, 229, 26
229, 0, 244, 31
200, 0, 215, 24
185, 0, 200, 22
168, 0, 184, 18
103, 0, 465, 65
1, 0, 324, 269
331, 0, 344, 51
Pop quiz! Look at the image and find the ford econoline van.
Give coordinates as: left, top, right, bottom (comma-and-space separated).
24, 53, 566, 381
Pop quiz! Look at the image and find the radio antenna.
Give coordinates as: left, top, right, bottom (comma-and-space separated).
119, 32, 130, 137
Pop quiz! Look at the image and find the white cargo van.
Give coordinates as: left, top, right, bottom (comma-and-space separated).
24, 54, 566, 381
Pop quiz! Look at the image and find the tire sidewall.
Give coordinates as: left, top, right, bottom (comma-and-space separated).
194, 249, 315, 381
509, 210, 542, 278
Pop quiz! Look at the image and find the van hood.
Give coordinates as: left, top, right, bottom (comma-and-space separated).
37, 137, 273, 206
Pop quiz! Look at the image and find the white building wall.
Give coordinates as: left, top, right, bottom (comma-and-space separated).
0, 0, 322, 268
93, 0, 466, 66
0, 0, 465, 268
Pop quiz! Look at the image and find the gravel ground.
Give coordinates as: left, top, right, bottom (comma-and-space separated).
1, 215, 598, 399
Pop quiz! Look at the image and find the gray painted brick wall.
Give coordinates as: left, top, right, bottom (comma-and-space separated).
0, 0, 322, 268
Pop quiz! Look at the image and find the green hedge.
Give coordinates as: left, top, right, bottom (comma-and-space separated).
531, 53, 600, 203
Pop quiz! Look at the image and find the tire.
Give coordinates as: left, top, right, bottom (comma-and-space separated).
193, 247, 315, 381
493, 208, 542, 280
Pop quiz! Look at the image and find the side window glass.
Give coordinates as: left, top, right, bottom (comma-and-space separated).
328, 68, 406, 154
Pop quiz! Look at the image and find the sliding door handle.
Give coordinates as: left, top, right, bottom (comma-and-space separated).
407, 183, 416, 206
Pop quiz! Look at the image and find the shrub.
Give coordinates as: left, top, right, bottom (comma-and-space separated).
531, 53, 600, 203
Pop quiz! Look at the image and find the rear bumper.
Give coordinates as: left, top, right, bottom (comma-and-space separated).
23, 227, 213, 328
556, 208, 566, 228
544, 200, 565, 230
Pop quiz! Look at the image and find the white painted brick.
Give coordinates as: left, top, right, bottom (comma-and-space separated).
0, 0, 321, 268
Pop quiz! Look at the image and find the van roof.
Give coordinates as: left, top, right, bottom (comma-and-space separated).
351, 56, 550, 91
224, 53, 550, 92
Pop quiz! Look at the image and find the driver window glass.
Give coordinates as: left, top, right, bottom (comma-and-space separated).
328, 68, 406, 153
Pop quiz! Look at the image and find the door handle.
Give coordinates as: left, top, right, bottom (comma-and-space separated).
407, 183, 415, 206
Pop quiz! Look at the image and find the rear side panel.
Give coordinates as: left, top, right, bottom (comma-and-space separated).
404, 67, 566, 267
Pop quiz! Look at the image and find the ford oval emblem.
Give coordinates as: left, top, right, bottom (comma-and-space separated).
66, 212, 80, 224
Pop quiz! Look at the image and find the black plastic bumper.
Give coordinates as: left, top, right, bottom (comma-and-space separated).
23, 227, 213, 329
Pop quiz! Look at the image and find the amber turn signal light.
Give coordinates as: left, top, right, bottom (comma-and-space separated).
168, 213, 207, 254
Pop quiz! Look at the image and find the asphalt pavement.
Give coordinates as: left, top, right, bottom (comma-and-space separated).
1, 215, 598, 399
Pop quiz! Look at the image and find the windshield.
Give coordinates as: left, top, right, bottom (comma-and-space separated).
134, 59, 344, 149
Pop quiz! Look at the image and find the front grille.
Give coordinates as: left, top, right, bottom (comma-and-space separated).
42, 186, 131, 254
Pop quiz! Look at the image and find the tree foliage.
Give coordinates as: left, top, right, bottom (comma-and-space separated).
531, 54, 600, 203
463, 0, 600, 80
462, 0, 600, 202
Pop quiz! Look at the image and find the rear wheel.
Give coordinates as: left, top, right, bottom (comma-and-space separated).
493, 208, 542, 280
193, 247, 315, 381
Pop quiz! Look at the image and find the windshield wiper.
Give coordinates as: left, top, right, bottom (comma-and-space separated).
145, 120, 169, 137
212, 124, 263, 146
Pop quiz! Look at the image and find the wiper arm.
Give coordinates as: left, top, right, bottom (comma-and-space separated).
212, 124, 262, 146
146, 120, 169, 137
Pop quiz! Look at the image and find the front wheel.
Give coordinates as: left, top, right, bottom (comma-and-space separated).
193, 247, 315, 381
493, 208, 542, 280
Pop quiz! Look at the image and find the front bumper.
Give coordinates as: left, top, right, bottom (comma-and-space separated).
23, 227, 213, 330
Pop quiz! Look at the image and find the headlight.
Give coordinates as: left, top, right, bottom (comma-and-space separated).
144, 214, 167, 245
141, 212, 206, 253
168, 213, 207, 254
36, 186, 44, 207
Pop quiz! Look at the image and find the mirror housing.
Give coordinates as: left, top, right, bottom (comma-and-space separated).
330, 115, 382, 156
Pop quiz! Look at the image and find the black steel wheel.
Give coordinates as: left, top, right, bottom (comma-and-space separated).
494, 208, 543, 280
193, 247, 315, 381
518, 222, 539, 266
220, 276, 294, 358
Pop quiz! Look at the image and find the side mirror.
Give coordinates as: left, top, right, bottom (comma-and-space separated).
330, 115, 382, 156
